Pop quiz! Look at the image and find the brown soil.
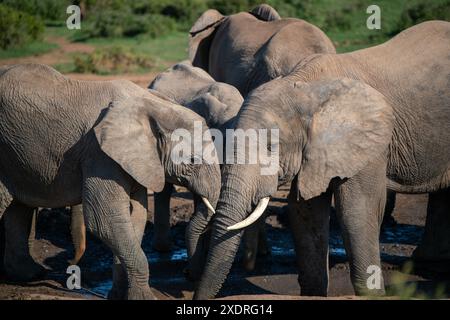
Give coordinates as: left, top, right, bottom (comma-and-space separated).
0, 37, 158, 88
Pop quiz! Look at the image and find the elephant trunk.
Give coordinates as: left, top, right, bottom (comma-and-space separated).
184, 197, 215, 280
194, 167, 254, 299
185, 163, 221, 280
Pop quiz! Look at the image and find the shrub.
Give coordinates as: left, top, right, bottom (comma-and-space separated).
0, 4, 44, 49
207, 0, 254, 15
394, 0, 450, 34
1, 0, 71, 22
73, 46, 155, 74
84, 5, 177, 38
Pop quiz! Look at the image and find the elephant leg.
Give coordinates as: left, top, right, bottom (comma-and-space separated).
0, 183, 13, 274
288, 180, 332, 296
242, 215, 269, 272
108, 186, 149, 300
153, 182, 174, 252
413, 187, 450, 262
83, 164, 154, 300
69, 204, 86, 265
257, 218, 270, 256
382, 190, 397, 227
3, 203, 45, 281
242, 221, 260, 271
185, 195, 213, 281
333, 160, 387, 296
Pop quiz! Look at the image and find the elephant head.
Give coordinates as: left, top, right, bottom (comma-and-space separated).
94, 91, 221, 214
188, 4, 335, 95
149, 61, 243, 130
189, 4, 280, 70
194, 76, 394, 299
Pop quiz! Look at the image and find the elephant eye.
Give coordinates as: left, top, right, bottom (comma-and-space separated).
190, 155, 202, 164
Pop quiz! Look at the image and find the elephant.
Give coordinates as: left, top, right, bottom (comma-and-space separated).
149, 61, 270, 274
149, 60, 244, 279
148, 61, 243, 264
0, 63, 221, 299
194, 21, 450, 299
189, 3, 336, 270
189, 3, 336, 96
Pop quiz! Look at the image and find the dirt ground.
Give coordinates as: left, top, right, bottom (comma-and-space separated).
0, 187, 449, 300
0, 36, 158, 88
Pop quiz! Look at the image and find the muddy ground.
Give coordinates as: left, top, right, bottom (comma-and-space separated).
0, 186, 449, 300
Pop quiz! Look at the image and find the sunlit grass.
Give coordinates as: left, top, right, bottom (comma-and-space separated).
386, 261, 448, 299
0, 41, 58, 59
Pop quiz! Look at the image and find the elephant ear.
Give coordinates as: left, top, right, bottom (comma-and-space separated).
94, 97, 165, 193
187, 82, 243, 128
297, 78, 394, 200
189, 9, 225, 70
187, 92, 229, 128
250, 4, 281, 21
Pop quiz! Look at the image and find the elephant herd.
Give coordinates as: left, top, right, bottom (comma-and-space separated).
0, 4, 449, 300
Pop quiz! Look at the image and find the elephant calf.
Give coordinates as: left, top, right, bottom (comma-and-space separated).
148, 61, 245, 278
0, 63, 220, 299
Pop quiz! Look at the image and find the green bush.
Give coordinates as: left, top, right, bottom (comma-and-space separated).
83, 2, 177, 39
73, 46, 155, 74
1, 0, 71, 21
0, 4, 44, 49
394, 0, 450, 34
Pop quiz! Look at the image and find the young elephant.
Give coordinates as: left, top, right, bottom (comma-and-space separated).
148, 61, 244, 278
194, 21, 450, 299
0, 64, 220, 299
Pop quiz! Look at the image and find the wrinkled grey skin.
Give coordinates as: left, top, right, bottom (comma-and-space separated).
189, 4, 336, 269
189, 4, 336, 96
148, 61, 243, 279
0, 64, 220, 300
195, 21, 450, 299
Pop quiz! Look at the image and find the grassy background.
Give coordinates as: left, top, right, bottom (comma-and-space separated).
0, 0, 448, 74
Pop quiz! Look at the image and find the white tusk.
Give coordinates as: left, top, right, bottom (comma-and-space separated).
201, 197, 216, 214
227, 197, 270, 231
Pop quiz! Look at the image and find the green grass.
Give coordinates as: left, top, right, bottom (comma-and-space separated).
283, 0, 449, 53
48, 25, 188, 72
300, 0, 412, 53
79, 32, 189, 69
0, 40, 58, 59
2, 0, 447, 69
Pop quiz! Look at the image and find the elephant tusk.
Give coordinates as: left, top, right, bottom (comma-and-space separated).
202, 197, 216, 214
227, 197, 270, 231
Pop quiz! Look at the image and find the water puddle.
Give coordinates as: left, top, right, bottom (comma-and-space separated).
85, 222, 422, 296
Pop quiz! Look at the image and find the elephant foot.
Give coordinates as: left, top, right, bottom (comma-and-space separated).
242, 250, 257, 271
4, 257, 46, 282
152, 236, 173, 252
126, 285, 157, 300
